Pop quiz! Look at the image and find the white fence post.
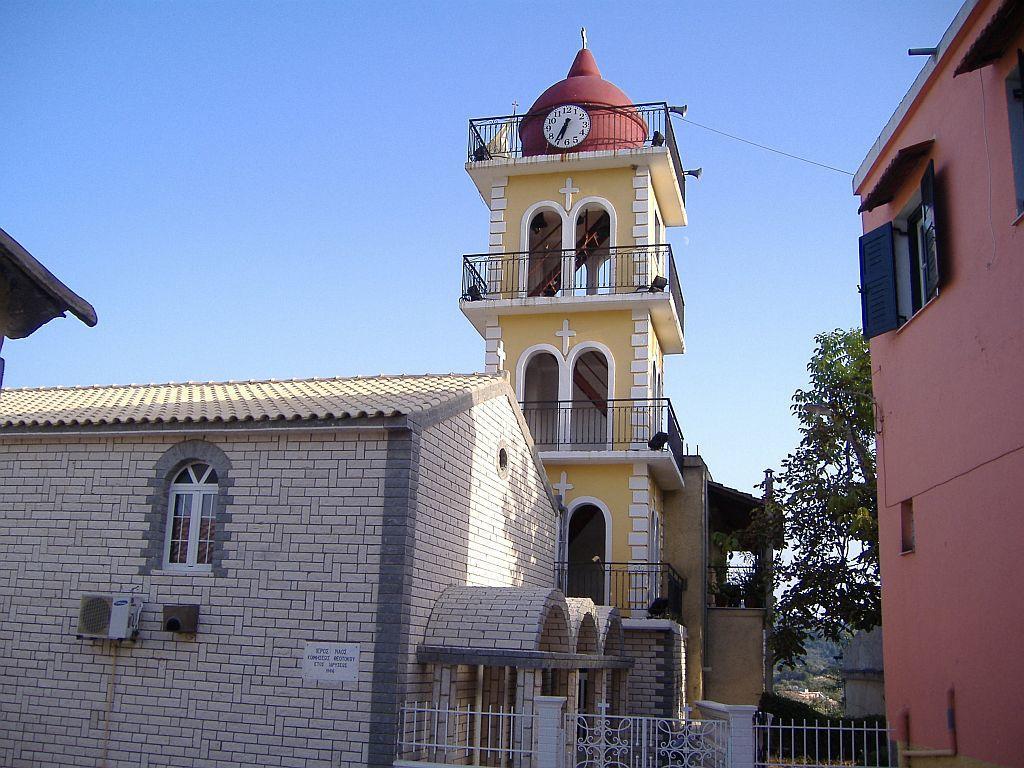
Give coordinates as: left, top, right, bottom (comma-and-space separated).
697, 700, 758, 768
535, 695, 567, 768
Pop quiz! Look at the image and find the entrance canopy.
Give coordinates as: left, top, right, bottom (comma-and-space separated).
420, 585, 628, 669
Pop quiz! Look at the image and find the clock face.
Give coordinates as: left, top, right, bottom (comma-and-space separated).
543, 105, 591, 149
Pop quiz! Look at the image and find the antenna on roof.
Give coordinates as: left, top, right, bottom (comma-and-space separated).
581, 27, 588, 49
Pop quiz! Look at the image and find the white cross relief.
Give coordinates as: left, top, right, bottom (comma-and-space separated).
559, 177, 580, 211
553, 471, 574, 498
495, 342, 506, 368
555, 319, 576, 357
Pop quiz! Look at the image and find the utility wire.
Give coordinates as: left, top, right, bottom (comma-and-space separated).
679, 117, 854, 176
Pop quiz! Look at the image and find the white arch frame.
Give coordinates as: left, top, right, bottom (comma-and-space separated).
565, 496, 614, 601
515, 343, 570, 402
570, 196, 618, 295
519, 201, 570, 296
517, 344, 571, 448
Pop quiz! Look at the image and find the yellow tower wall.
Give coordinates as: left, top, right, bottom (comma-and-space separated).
548, 463, 635, 565
502, 168, 639, 252
501, 310, 635, 401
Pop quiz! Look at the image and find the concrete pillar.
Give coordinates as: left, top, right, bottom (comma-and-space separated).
535, 696, 567, 768
430, 666, 455, 761
696, 700, 758, 768
566, 669, 581, 715
589, 669, 608, 711
514, 669, 542, 768
610, 669, 629, 714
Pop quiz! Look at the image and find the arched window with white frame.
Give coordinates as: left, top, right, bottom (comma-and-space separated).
570, 348, 610, 448
527, 208, 564, 297
521, 349, 562, 448
164, 462, 219, 570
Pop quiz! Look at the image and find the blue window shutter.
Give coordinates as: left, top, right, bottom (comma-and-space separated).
859, 221, 898, 339
920, 159, 941, 301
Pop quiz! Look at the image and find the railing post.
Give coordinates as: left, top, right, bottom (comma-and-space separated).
697, 700, 758, 768
535, 696, 567, 768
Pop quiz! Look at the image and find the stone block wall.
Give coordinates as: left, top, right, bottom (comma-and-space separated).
0, 428, 394, 768
622, 620, 686, 718
0, 393, 559, 768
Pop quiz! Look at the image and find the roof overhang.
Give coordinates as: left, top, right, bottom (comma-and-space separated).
708, 480, 763, 532
539, 449, 684, 490
466, 145, 687, 227
0, 227, 97, 339
854, 0, 982, 192
954, 0, 1024, 75
857, 139, 935, 213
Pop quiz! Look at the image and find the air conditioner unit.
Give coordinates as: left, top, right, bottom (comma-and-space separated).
77, 593, 142, 640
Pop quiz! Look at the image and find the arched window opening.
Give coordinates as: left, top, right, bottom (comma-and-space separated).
522, 351, 560, 448
527, 210, 563, 297
566, 504, 607, 604
571, 350, 609, 447
574, 206, 611, 294
165, 462, 218, 570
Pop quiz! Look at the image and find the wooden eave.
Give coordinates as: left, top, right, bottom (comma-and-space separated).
0, 227, 97, 338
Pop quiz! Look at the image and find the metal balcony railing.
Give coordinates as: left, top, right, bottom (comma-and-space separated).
461, 244, 682, 320
519, 398, 683, 473
467, 102, 687, 202
707, 564, 769, 609
555, 561, 686, 622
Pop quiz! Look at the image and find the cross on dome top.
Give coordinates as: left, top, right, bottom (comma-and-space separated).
518, 41, 647, 157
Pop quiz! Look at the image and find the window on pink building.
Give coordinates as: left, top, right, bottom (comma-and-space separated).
900, 500, 915, 554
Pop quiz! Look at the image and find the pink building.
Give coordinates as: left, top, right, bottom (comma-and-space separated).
854, 1, 1024, 765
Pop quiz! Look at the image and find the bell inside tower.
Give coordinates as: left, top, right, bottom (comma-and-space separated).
527, 211, 563, 297
573, 206, 611, 294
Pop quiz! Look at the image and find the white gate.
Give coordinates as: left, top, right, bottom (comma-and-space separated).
568, 708, 728, 768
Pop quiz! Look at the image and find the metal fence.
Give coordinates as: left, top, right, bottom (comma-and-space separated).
397, 702, 538, 767
754, 714, 897, 768
461, 245, 678, 304
555, 562, 686, 622
519, 399, 682, 467
569, 710, 728, 768
706, 564, 768, 609
467, 102, 687, 204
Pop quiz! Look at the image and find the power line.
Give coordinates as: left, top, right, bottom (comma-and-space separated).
679, 117, 854, 176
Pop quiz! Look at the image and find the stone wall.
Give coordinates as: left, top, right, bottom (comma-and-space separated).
0, 393, 558, 768
663, 457, 709, 705
622, 619, 686, 718
0, 428, 393, 768
378, 394, 559, 759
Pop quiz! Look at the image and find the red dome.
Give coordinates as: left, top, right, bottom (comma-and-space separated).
520, 48, 647, 157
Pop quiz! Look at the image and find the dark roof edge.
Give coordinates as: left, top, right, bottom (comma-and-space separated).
708, 480, 763, 508
0, 226, 97, 328
0, 413, 413, 438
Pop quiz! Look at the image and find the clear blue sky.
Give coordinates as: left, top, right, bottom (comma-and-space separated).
0, 0, 961, 493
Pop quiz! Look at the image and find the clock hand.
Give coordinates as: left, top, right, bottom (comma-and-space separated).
556, 118, 571, 141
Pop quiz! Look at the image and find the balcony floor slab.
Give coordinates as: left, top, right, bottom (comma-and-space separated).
537, 449, 684, 490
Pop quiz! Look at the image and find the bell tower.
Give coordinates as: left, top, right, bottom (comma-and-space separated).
460, 40, 689, 622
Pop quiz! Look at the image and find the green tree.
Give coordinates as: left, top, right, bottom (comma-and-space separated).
771, 328, 878, 668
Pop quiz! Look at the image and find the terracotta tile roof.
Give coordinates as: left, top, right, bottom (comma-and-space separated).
0, 373, 504, 428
